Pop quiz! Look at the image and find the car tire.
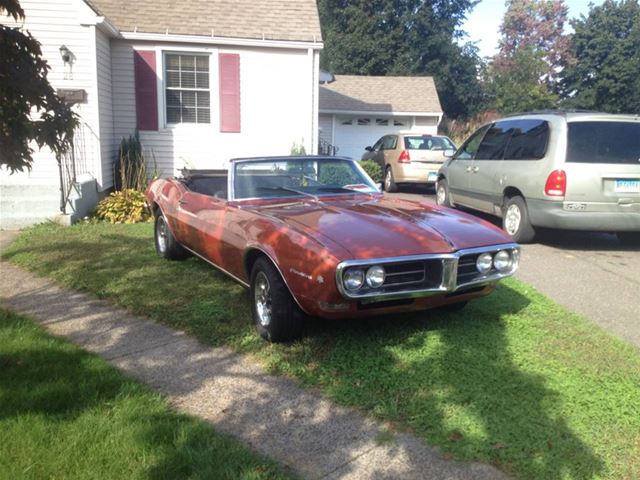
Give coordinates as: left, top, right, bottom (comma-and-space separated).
250, 257, 305, 342
502, 196, 536, 243
436, 178, 454, 207
616, 232, 640, 246
154, 214, 189, 260
384, 166, 398, 193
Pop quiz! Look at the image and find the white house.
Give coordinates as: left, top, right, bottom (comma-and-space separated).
0, 0, 323, 228
319, 75, 443, 160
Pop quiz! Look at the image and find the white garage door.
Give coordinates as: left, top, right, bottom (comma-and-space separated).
334, 116, 412, 160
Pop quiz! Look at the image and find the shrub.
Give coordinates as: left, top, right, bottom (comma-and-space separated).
440, 110, 501, 145
114, 131, 147, 191
95, 189, 150, 224
290, 139, 307, 155
318, 163, 360, 185
359, 159, 382, 183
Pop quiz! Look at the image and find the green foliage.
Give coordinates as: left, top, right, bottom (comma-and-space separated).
440, 111, 500, 145
317, 0, 486, 118
5, 222, 640, 479
359, 159, 382, 183
318, 162, 360, 185
486, 47, 559, 113
560, 0, 640, 113
95, 189, 150, 224
290, 139, 307, 155
114, 130, 148, 191
0, 308, 293, 480
0, 0, 78, 173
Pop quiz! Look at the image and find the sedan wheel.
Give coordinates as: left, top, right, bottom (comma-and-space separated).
154, 214, 189, 260
384, 166, 398, 192
250, 257, 304, 342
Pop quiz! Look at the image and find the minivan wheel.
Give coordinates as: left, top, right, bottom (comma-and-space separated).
436, 179, 453, 207
616, 232, 640, 246
503, 196, 536, 243
384, 166, 398, 192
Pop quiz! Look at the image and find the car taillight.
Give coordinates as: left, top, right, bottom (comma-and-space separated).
544, 169, 566, 196
398, 149, 411, 163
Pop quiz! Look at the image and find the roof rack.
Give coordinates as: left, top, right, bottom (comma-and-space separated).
503, 109, 604, 118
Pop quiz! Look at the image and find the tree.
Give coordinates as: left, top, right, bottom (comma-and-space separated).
317, 0, 487, 118
560, 0, 640, 113
0, 0, 77, 173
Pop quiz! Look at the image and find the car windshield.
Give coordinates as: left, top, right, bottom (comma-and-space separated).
404, 136, 454, 151
233, 158, 379, 200
567, 121, 640, 164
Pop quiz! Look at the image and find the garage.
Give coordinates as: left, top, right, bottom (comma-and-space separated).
319, 75, 443, 160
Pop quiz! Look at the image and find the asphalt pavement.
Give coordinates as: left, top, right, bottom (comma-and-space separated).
389, 186, 640, 349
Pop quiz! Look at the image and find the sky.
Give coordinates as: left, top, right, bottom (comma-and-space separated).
461, 0, 604, 58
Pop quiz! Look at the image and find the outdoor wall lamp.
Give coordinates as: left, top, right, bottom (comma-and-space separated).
59, 45, 74, 65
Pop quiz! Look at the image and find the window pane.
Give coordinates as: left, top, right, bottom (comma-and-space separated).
196, 56, 209, 71
197, 108, 210, 123
181, 91, 196, 107
181, 71, 196, 88
503, 120, 549, 160
167, 107, 181, 123
457, 125, 489, 160
166, 71, 180, 88
376, 118, 388, 126
196, 72, 209, 89
196, 91, 210, 107
166, 54, 180, 69
182, 107, 196, 123
166, 90, 181, 107
181, 55, 195, 71
567, 122, 640, 164
475, 123, 512, 160
357, 118, 370, 125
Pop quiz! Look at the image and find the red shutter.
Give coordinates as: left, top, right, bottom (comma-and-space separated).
219, 53, 241, 133
133, 50, 158, 131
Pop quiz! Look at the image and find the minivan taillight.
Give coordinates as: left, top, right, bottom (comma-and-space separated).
545, 169, 566, 196
398, 149, 411, 163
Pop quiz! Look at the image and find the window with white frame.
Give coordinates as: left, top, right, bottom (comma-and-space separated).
165, 53, 210, 124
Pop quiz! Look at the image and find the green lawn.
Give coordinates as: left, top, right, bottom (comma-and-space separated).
0, 308, 294, 480
4, 222, 640, 480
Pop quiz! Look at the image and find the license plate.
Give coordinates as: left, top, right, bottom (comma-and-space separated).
615, 179, 640, 193
427, 171, 438, 182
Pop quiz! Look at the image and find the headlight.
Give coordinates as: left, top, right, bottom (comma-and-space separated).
476, 252, 493, 274
343, 268, 365, 291
365, 265, 385, 288
493, 250, 512, 272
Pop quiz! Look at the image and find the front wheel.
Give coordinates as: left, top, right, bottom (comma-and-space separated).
155, 214, 189, 260
502, 196, 536, 243
250, 257, 304, 342
384, 166, 398, 192
436, 179, 453, 207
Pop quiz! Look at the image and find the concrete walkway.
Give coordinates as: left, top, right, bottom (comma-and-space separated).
0, 230, 504, 480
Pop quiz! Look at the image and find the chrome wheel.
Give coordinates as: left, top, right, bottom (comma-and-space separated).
384, 169, 392, 190
156, 217, 168, 253
254, 271, 272, 327
505, 204, 521, 236
436, 184, 446, 205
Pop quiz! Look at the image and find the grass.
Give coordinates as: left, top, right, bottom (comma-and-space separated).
4, 222, 640, 479
0, 307, 295, 480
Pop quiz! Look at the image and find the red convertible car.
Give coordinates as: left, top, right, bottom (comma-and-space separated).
146, 156, 520, 342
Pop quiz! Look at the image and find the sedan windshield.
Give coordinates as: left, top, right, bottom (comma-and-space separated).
233, 158, 379, 200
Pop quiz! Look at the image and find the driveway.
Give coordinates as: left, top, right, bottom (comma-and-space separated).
387, 187, 640, 349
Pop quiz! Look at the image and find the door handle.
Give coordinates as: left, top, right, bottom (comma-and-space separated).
465, 166, 472, 172
472, 166, 479, 173
178, 199, 189, 205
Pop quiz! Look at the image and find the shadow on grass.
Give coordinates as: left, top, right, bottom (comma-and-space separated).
2, 224, 606, 478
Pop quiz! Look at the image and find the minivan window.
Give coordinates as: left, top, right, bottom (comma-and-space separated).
567, 122, 640, 164
503, 120, 549, 160
456, 125, 490, 160
475, 122, 512, 160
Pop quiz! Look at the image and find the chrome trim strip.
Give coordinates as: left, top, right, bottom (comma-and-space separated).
335, 243, 520, 301
182, 245, 250, 288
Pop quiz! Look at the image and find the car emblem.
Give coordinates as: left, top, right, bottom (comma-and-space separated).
317, 275, 324, 284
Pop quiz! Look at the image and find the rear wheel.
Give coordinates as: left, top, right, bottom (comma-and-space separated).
250, 257, 304, 342
616, 232, 640, 246
155, 214, 189, 260
502, 196, 536, 243
436, 178, 453, 207
384, 166, 398, 192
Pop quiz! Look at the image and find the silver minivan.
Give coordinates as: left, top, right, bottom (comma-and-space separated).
436, 112, 640, 244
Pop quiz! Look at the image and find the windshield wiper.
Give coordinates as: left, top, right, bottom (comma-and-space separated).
256, 186, 318, 200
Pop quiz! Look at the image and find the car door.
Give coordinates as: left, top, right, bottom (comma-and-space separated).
447, 125, 490, 207
362, 137, 385, 164
381, 135, 399, 169
469, 121, 513, 213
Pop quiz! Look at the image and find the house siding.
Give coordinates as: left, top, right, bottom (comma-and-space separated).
111, 40, 315, 176
96, 27, 115, 189
0, 0, 102, 187
319, 113, 333, 145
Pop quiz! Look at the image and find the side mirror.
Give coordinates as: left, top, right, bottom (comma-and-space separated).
365, 146, 373, 152
443, 149, 455, 158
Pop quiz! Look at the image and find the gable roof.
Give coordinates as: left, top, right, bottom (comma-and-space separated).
319, 75, 442, 114
85, 0, 322, 43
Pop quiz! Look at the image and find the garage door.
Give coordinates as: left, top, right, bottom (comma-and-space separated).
334, 116, 411, 160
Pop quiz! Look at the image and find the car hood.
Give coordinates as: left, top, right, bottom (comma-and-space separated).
249, 195, 512, 259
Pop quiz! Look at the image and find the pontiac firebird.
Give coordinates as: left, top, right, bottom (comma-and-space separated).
146, 156, 520, 342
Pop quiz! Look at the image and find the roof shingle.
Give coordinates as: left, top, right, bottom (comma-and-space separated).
319, 75, 442, 114
86, 0, 322, 43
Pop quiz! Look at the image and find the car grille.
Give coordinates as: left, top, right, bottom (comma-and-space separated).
456, 253, 496, 287
352, 260, 444, 296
